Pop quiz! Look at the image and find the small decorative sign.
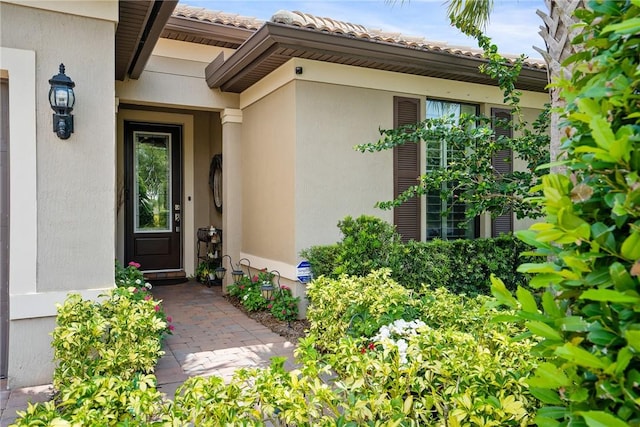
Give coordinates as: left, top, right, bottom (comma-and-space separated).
296, 260, 312, 283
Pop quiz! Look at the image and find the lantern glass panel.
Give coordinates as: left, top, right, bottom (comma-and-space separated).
55, 88, 68, 107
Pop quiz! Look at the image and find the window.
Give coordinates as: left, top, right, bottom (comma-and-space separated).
425, 99, 478, 240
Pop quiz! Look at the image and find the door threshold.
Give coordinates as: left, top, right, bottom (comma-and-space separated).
142, 269, 183, 273
143, 270, 188, 286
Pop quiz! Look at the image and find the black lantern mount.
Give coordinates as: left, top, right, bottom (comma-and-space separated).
48, 63, 75, 140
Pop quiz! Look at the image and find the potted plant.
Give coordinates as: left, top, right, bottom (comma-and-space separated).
195, 260, 216, 283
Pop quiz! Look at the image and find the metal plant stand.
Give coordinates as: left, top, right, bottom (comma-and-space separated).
196, 227, 222, 287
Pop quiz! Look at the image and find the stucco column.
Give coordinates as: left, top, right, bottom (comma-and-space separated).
221, 109, 242, 293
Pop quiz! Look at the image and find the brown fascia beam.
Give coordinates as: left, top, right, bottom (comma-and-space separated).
129, 0, 179, 79
267, 24, 548, 91
206, 22, 548, 93
116, 0, 154, 81
205, 24, 276, 88
164, 16, 255, 46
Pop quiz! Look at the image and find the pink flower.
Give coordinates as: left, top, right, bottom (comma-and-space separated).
154, 305, 160, 312
282, 309, 286, 314
128, 261, 141, 268
168, 324, 175, 331
239, 285, 245, 290
132, 288, 138, 293
144, 295, 152, 301
281, 285, 290, 291
267, 304, 273, 309
166, 316, 172, 323
252, 275, 258, 283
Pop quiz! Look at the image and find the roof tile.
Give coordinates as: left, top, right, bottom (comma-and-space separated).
173, 4, 263, 30
172, 4, 546, 69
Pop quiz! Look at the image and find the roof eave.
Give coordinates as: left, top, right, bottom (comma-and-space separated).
129, 0, 179, 79
205, 22, 548, 93
163, 16, 256, 47
115, 0, 178, 81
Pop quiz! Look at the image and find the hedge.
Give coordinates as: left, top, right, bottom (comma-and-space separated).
300, 215, 532, 295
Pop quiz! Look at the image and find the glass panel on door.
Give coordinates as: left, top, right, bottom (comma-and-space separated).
134, 132, 172, 233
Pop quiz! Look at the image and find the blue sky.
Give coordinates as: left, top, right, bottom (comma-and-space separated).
178, 0, 546, 59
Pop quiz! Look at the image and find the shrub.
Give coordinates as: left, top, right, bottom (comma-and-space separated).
228, 274, 269, 312
302, 216, 532, 295
392, 235, 531, 294
17, 270, 539, 426
51, 287, 167, 390
14, 287, 170, 425
299, 243, 339, 279
167, 274, 540, 426
270, 285, 300, 322
491, 2, 640, 425
114, 260, 150, 289
332, 215, 401, 277
306, 269, 419, 351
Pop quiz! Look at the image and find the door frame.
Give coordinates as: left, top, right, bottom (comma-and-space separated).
124, 121, 183, 271
117, 110, 196, 275
1, 71, 10, 383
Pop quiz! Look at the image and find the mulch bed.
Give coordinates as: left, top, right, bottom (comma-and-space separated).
225, 295, 310, 343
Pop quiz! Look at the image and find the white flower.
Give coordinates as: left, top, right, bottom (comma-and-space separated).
135, 279, 142, 285
145, 282, 152, 289
371, 319, 427, 366
243, 294, 249, 300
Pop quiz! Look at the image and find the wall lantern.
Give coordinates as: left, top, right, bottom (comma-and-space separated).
48, 63, 75, 140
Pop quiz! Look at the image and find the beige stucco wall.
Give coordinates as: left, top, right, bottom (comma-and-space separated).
291, 62, 547, 254
116, 38, 239, 112
295, 80, 395, 253
0, 1, 116, 387
241, 82, 296, 265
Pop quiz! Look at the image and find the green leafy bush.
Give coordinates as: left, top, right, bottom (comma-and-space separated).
15, 374, 168, 426
51, 287, 167, 390
269, 285, 300, 322
227, 274, 269, 312
169, 273, 539, 426
14, 287, 170, 425
114, 260, 149, 289
302, 215, 532, 295
299, 243, 339, 279
332, 215, 401, 277
306, 269, 419, 351
491, 2, 640, 426
17, 269, 539, 426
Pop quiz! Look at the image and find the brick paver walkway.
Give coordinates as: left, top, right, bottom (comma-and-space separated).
0, 281, 297, 426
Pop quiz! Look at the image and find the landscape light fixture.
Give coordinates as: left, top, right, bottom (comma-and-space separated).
233, 258, 251, 283
215, 255, 233, 281
261, 281, 274, 300
48, 64, 75, 140
261, 270, 281, 300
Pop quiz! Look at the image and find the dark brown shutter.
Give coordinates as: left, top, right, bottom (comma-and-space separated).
393, 97, 421, 242
491, 108, 513, 237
